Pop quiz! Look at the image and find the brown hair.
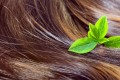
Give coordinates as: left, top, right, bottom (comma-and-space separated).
0, 0, 120, 80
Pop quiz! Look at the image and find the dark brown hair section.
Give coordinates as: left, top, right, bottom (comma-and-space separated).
0, 0, 120, 80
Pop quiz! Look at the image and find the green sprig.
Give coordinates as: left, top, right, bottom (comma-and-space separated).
68, 16, 120, 54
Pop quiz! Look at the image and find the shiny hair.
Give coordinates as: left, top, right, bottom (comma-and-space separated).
0, 0, 120, 80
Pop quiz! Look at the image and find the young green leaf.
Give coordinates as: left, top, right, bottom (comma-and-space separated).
95, 16, 108, 39
104, 36, 120, 48
68, 15, 112, 55
88, 23, 99, 39
98, 38, 109, 44
68, 37, 98, 54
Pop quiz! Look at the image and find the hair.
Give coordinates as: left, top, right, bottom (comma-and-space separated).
0, 0, 120, 80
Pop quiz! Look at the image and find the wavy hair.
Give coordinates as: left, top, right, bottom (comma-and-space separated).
0, 0, 120, 80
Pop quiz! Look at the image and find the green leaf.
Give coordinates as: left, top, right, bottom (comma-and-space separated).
95, 16, 108, 39
104, 36, 120, 48
88, 23, 99, 39
98, 38, 109, 44
68, 37, 98, 54
68, 16, 110, 55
